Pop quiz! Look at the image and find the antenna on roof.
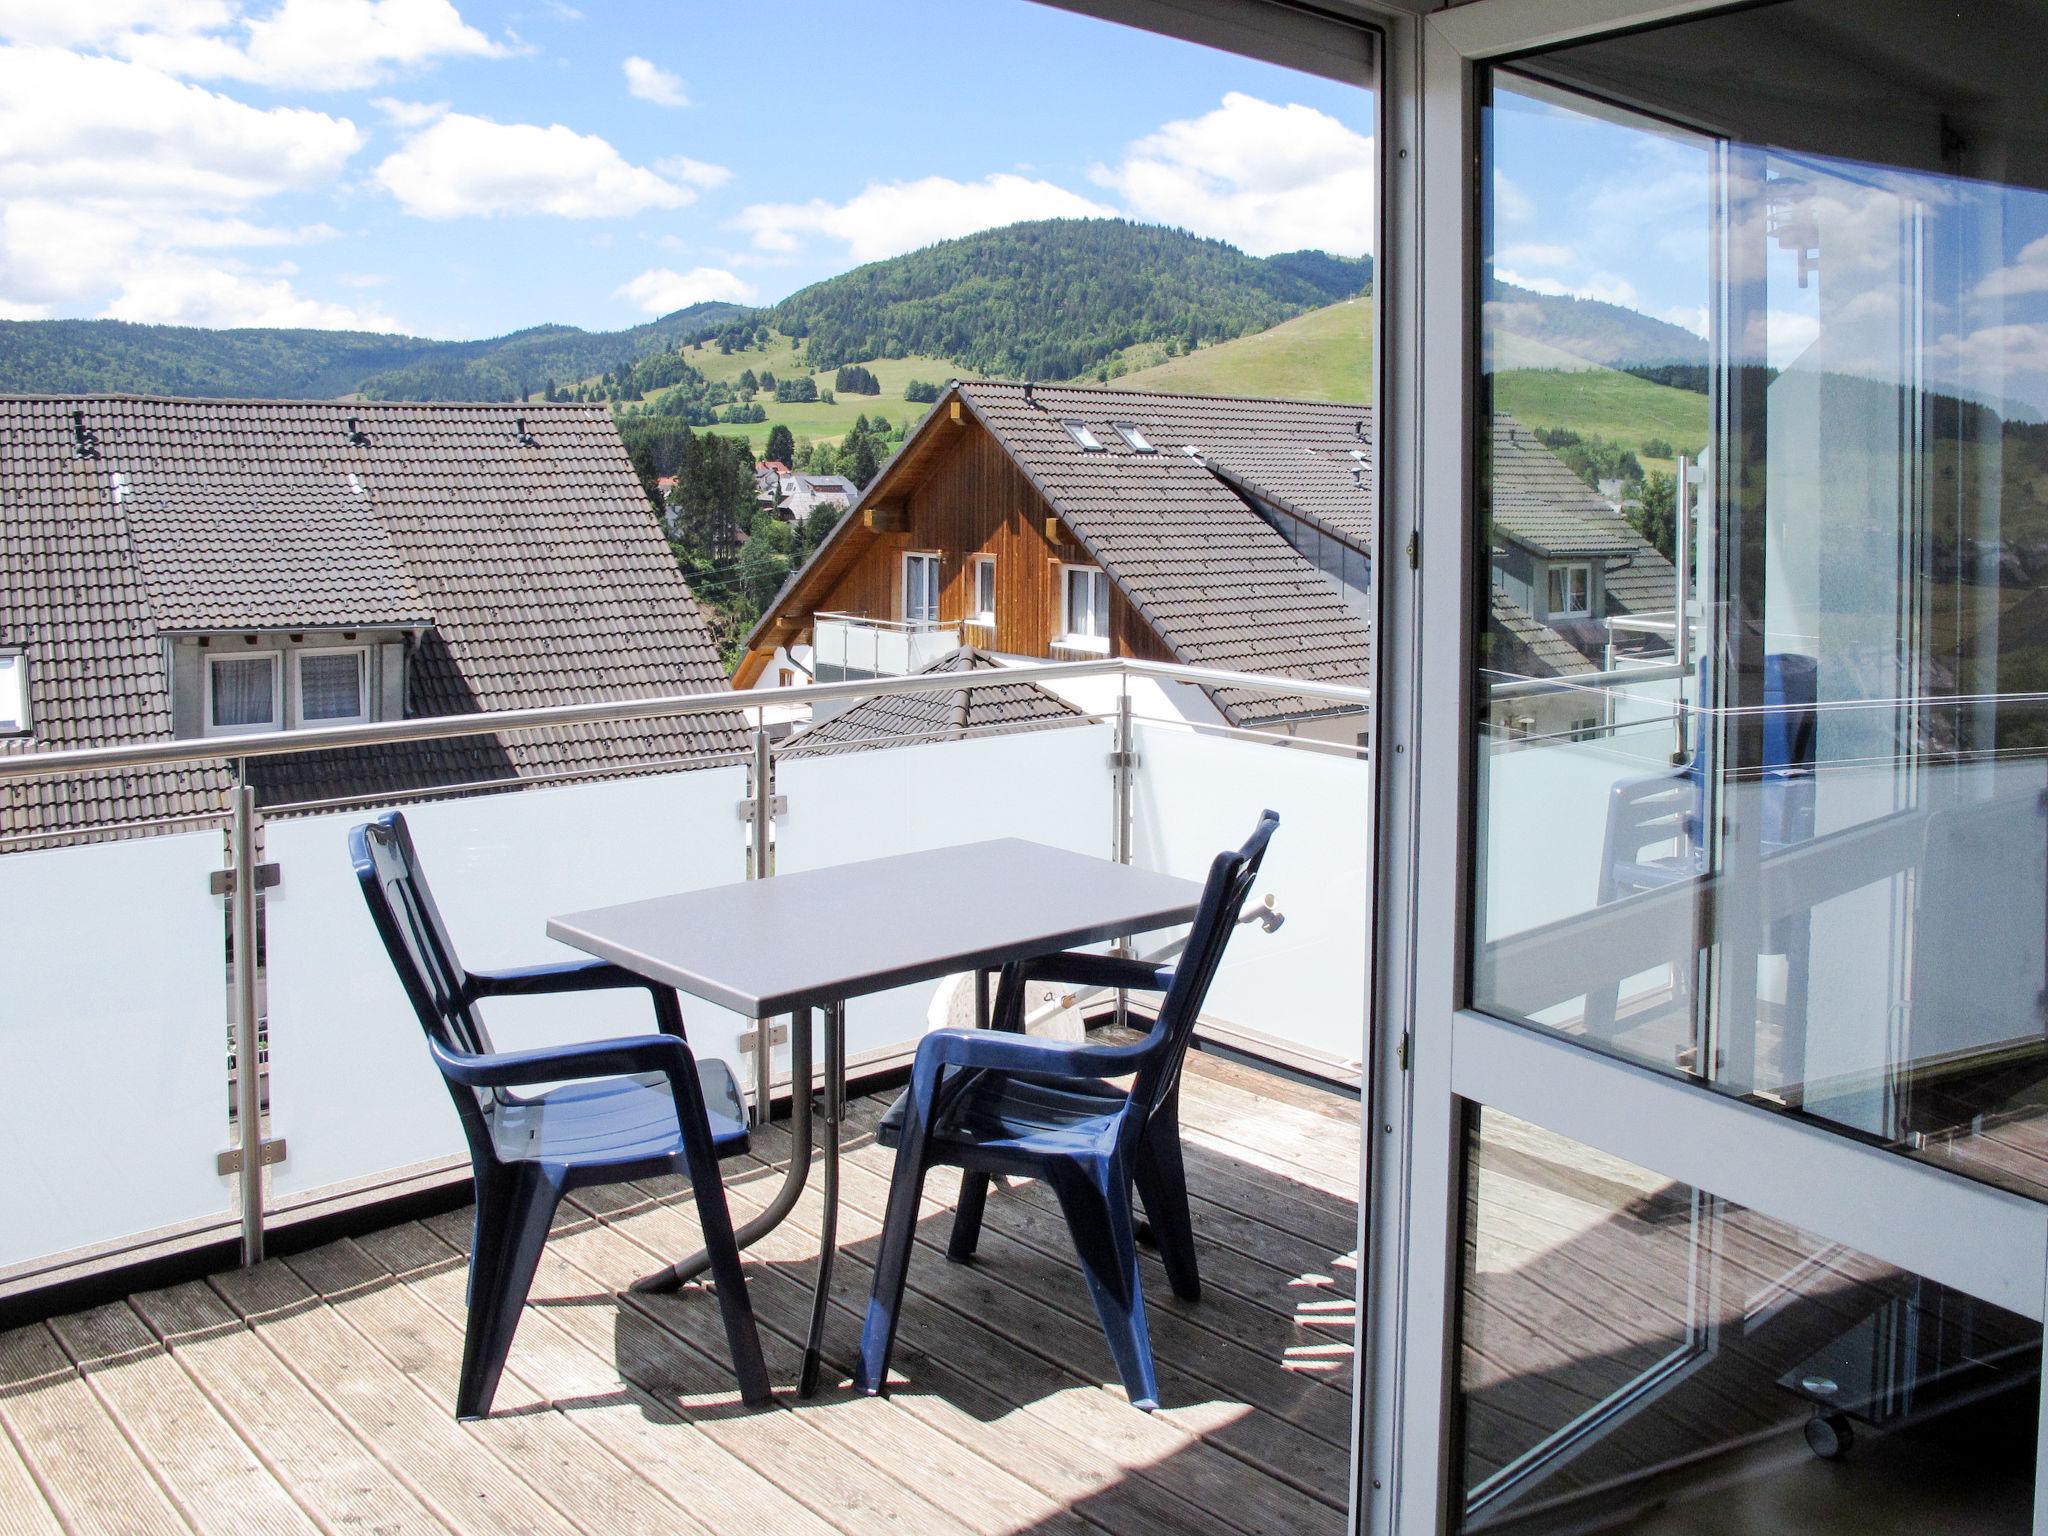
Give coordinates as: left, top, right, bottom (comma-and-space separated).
70, 409, 98, 459
345, 416, 368, 446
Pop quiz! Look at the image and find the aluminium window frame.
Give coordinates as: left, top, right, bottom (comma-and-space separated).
203, 649, 284, 738
902, 551, 942, 627
1371, 5, 2048, 1534
290, 644, 372, 729
971, 555, 998, 626
1058, 563, 1112, 651
1545, 559, 1592, 616
0, 649, 26, 735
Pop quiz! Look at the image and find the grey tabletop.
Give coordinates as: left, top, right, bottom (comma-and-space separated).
546, 837, 1205, 1018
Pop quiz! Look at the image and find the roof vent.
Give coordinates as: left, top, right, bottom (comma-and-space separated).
1354, 418, 1368, 441
1023, 381, 1036, 407
345, 416, 369, 446
70, 409, 98, 459
514, 415, 537, 446
110, 470, 127, 503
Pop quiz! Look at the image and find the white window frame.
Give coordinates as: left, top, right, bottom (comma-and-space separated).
971, 555, 997, 625
1059, 564, 1111, 652
902, 551, 941, 627
204, 650, 282, 737
291, 645, 371, 728
1545, 560, 1592, 617
0, 650, 26, 735
1370, 9, 2048, 1535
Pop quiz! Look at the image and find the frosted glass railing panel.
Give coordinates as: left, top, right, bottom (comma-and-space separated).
0, 830, 229, 1268
264, 765, 749, 1200
875, 629, 911, 676
775, 722, 1114, 1059
1476, 719, 1677, 942
1130, 723, 1370, 1073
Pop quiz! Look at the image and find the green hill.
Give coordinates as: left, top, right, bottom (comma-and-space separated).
0, 302, 749, 401
761, 218, 1371, 380
1116, 299, 1373, 402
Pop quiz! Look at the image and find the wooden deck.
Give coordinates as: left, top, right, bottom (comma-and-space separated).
0, 1053, 1360, 1536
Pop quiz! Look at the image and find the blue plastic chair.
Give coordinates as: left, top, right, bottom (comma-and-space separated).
349, 811, 771, 1419
853, 811, 1279, 1411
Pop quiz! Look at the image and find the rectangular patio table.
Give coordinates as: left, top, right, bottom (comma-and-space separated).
546, 836, 1205, 1395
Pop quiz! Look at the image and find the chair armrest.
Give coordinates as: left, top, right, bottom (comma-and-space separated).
466, 958, 652, 999
1012, 952, 1175, 994
914, 1022, 1162, 1081
429, 1031, 692, 1090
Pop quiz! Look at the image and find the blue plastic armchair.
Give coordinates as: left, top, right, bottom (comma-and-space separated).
854, 810, 1279, 1411
349, 811, 771, 1419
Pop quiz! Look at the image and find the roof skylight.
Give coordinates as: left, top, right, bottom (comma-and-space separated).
1112, 422, 1155, 453
1063, 421, 1105, 452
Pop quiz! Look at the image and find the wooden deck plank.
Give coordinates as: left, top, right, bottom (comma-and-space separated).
358, 1218, 839, 1536
126, 1281, 451, 1536
596, 1159, 1342, 1536
281, 1237, 717, 1536
44, 1302, 317, 1536
0, 1322, 187, 1536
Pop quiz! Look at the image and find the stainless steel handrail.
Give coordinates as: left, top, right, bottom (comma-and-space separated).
0, 657, 1376, 782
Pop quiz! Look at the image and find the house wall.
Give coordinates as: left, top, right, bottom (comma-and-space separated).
808, 420, 1158, 660
168, 631, 408, 738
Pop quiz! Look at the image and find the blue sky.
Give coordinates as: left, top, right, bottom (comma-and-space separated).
0, 0, 1376, 340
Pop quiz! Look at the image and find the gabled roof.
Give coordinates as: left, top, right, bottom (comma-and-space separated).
1489, 414, 1655, 559
0, 396, 744, 844
779, 647, 1086, 756
1486, 591, 1599, 682
747, 381, 1375, 726
1199, 442, 1373, 549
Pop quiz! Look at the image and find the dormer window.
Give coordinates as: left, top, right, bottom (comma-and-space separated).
0, 652, 26, 734
1063, 421, 1105, 452
296, 648, 369, 725
1112, 422, 1155, 453
207, 653, 281, 735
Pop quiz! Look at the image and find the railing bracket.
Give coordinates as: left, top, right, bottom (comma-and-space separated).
738, 1022, 790, 1057
736, 795, 788, 821
210, 862, 280, 896
216, 1138, 287, 1177
1106, 751, 1141, 770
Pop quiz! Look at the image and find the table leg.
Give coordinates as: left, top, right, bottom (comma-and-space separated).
798, 999, 846, 1396
631, 1006, 815, 1294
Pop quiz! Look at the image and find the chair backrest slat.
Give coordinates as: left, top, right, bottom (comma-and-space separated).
1126, 811, 1279, 1130
350, 812, 499, 1142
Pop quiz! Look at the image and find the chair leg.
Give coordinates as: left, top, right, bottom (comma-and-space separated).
1049, 1162, 1159, 1412
457, 1161, 561, 1421
670, 1073, 774, 1409
853, 1122, 934, 1395
948, 1172, 991, 1264
1135, 1109, 1200, 1303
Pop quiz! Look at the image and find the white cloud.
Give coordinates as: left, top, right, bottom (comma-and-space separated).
0, 1, 231, 47
1497, 241, 1574, 270
657, 155, 731, 191
374, 112, 701, 218
0, 45, 378, 326
614, 266, 757, 315
372, 96, 449, 127
622, 55, 685, 108
1495, 266, 1643, 310
1975, 233, 2048, 301
1492, 171, 1535, 227
735, 174, 1112, 263
103, 253, 399, 328
1090, 92, 1372, 258
112, 0, 508, 91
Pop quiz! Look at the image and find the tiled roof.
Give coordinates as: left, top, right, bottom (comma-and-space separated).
1201, 442, 1373, 549
779, 647, 1086, 756
956, 382, 1374, 726
0, 396, 744, 843
1486, 591, 1598, 681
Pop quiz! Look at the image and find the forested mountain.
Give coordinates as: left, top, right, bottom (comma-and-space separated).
0, 302, 748, 401
1485, 285, 1705, 371
760, 219, 1373, 379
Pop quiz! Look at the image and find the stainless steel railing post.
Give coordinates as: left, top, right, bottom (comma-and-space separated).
1114, 685, 1135, 1031
230, 778, 265, 1266
749, 723, 774, 1125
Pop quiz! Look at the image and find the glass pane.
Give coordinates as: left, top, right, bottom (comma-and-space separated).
298, 651, 363, 721
0, 654, 21, 731
211, 655, 274, 728
1455, 1106, 2039, 1534
1470, 1, 2048, 1201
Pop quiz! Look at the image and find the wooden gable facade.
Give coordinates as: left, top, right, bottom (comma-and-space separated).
735, 401, 1168, 687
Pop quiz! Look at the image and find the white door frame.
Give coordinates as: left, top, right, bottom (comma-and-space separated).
1363, 2, 2048, 1532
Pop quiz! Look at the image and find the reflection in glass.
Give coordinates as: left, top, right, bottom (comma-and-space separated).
1469, 0, 2048, 1201
1455, 1106, 2039, 1533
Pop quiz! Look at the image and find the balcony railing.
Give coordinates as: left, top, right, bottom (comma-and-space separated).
0, 656, 1372, 1301
811, 612, 960, 680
